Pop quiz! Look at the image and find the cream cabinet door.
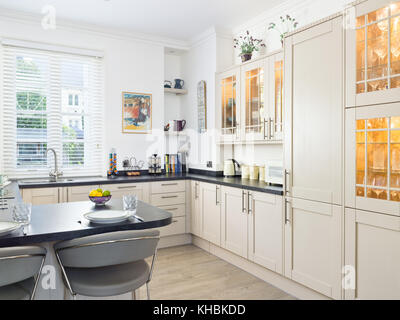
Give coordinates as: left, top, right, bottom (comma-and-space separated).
221, 186, 248, 258
216, 67, 241, 143
345, 103, 400, 216
100, 183, 149, 202
67, 185, 100, 202
284, 197, 342, 299
240, 59, 268, 142
22, 187, 60, 205
268, 50, 284, 142
191, 181, 202, 237
345, 1, 400, 108
345, 208, 400, 300
248, 191, 283, 274
200, 182, 221, 246
284, 16, 343, 205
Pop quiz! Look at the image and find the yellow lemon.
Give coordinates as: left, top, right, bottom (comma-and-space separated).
89, 190, 98, 197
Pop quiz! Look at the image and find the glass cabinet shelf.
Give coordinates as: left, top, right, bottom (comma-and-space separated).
356, 1, 400, 94
220, 75, 237, 136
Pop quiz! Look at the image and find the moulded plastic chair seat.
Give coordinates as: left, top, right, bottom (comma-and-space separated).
54, 229, 160, 299
0, 245, 47, 300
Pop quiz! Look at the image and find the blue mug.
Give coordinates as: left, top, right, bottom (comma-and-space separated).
174, 79, 185, 89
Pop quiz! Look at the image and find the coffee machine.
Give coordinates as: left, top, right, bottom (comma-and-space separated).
148, 154, 162, 175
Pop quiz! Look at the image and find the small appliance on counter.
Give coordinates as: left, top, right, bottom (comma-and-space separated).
223, 159, 241, 177
148, 154, 162, 175
265, 160, 284, 185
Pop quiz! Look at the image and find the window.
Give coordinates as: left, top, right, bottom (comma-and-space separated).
2, 44, 104, 177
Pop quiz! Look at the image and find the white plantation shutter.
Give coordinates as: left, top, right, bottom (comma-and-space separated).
2, 44, 104, 178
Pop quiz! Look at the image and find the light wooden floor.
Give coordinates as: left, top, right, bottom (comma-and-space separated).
143, 245, 295, 300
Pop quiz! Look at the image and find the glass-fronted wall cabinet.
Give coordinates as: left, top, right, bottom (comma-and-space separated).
241, 59, 267, 141
216, 50, 283, 144
216, 67, 241, 143
269, 51, 284, 141
346, 0, 400, 107
345, 102, 400, 216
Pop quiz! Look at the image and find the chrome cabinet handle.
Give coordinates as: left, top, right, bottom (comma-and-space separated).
270, 118, 274, 139
247, 192, 252, 214
263, 119, 268, 140
166, 208, 178, 211
216, 185, 220, 205
285, 199, 291, 224
195, 182, 199, 199
161, 183, 178, 186
172, 220, 178, 223
284, 170, 290, 195
161, 195, 178, 199
117, 185, 137, 189
242, 190, 247, 213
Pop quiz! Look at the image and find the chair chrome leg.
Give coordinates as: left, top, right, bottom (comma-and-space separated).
132, 290, 137, 300
72, 294, 77, 300
146, 282, 150, 300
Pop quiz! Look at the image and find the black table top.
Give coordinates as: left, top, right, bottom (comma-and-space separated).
0, 198, 172, 247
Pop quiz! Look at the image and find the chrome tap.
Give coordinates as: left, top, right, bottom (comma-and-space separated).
46, 148, 63, 182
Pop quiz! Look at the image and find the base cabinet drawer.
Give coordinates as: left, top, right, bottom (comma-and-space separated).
22, 188, 60, 205
158, 204, 186, 217
159, 217, 186, 237
67, 185, 100, 202
151, 181, 185, 194
151, 192, 185, 206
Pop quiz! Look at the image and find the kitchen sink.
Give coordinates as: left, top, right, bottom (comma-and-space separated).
20, 178, 77, 184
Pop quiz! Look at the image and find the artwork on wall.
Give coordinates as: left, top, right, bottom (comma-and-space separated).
122, 92, 152, 134
197, 80, 207, 133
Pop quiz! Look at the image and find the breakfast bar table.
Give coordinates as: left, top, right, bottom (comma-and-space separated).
0, 197, 172, 300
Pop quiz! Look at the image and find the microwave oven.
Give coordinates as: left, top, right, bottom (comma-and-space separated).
265, 160, 283, 185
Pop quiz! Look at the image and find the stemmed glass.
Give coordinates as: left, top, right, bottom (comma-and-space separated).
123, 195, 143, 222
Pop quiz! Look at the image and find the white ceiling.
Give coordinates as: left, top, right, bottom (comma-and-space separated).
0, 0, 284, 41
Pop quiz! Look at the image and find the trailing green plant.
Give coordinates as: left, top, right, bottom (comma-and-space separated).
233, 31, 266, 56
268, 15, 299, 45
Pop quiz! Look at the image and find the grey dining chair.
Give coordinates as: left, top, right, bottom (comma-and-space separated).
0, 246, 47, 300
54, 229, 160, 300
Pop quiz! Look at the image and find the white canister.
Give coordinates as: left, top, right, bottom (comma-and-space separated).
241, 165, 250, 179
259, 165, 265, 182
249, 165, 259, 180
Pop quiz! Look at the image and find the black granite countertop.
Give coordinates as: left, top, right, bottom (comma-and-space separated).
0, 198, 172, 247
17, 173, 283, 196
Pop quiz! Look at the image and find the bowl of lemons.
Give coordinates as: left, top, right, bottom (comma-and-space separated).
89, 188, 112, 206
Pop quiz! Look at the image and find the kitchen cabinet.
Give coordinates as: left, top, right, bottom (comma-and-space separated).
216, 50, 283, 144
248, 191, 283, 274
216, 67, 241, 143
241, 59, 267, 142
284, 198, 342, 300
345, 103, 400, 216
345, 208, 400, 299
191, 180, 202, 237
67, 185, 100, 202
221, 186, 248, 258
200, 182, 221, 246
99, 182, 149, 203
22, 187, 62, 205
346, 0, 400, 107
284, 15, 343, 205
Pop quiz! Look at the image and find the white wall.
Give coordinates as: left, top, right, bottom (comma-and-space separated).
0, 14, 167, 174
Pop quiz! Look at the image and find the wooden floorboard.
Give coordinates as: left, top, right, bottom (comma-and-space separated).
141, 245, 295, 300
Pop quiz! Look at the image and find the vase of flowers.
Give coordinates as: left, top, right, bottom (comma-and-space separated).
268, 15, 299, 46
234, 31, 266, 63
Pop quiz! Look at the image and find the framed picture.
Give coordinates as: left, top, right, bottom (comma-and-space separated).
122, 92, 152, 134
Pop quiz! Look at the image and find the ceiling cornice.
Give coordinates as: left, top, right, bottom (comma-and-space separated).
0, 6, 191, 51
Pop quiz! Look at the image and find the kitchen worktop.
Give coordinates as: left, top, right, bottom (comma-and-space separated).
0, 197, 172, 247
17, 173, 284, 196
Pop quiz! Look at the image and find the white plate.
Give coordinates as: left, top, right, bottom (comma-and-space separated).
83, 210, 131, 224
0, 221, 21, 236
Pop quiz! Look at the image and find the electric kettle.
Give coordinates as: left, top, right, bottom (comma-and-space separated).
223, 159, 241, 177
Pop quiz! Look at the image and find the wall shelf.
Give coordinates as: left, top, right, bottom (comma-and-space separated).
164, 88, 188, 95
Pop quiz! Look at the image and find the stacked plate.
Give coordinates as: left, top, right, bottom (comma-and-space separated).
83, 210, 131, 224
0, 221, 21, 236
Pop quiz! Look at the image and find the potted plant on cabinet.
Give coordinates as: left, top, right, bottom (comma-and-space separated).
268, 15, 299, 46
234, 31, 266, 63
